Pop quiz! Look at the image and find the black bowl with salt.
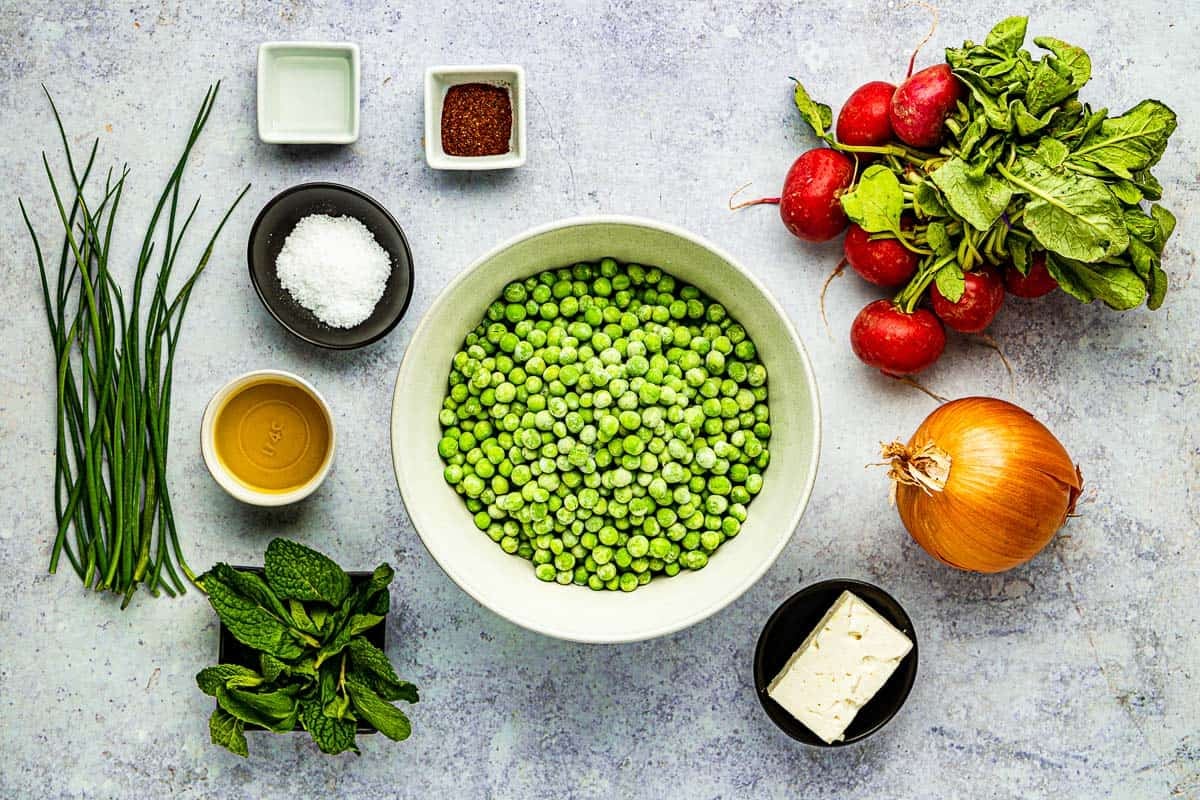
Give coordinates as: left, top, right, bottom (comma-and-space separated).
248, 182, 414, 349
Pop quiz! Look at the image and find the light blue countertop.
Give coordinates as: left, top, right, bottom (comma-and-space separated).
1, 2, 1196, 798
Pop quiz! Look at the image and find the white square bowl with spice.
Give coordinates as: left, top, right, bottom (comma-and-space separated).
424, 64, 526, 169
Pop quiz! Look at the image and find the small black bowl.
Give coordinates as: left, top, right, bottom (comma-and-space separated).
217, 568, 385, 733
753, 579, 918, 747
247, 182, 414, 349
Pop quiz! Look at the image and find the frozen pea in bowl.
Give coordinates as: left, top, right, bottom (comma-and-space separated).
391, 216, 820, 643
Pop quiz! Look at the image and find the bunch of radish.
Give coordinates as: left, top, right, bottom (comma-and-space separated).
736, 16, 1178, 379
741, 65, 1025, 377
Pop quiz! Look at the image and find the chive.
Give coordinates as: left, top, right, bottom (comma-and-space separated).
24, 83, 247, 604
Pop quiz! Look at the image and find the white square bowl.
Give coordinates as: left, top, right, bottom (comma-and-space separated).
424, 64, 526, 169
257, 42, 360, 144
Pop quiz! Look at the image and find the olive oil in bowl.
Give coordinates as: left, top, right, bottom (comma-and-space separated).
201, 371, 335, 506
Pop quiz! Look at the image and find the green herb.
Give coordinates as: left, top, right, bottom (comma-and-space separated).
21, 84, 248, 605
196, 539, 418, 757
791, 16, 1178, 312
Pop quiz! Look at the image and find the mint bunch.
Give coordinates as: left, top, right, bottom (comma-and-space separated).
196, 539, 417, 756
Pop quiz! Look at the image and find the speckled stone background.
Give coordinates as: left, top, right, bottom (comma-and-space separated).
1, 1, 1196, 798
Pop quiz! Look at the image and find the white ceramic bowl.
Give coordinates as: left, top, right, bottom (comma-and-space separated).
201, 369, 337, 506
257, 42, 360, 145
424, 64, 526, 170
391, 217, 820, 643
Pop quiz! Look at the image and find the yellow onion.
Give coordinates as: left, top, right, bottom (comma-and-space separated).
883, 397, 1082, 572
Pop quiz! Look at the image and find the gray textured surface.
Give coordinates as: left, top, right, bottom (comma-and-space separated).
1, 2, 1197, 798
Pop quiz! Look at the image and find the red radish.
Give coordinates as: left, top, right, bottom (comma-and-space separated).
734, 148, 855, 242
843, 222, 919, 287
850, 300, 946, 376
1004, 253, 1059, 298
836, 81, 896, 147
889, 64, 963, 149
931, 266, 1005, 333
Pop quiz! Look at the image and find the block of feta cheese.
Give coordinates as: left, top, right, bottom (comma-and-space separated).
766, 590, 913, 744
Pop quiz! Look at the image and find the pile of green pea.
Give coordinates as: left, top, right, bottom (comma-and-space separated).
437, 258, 770, 593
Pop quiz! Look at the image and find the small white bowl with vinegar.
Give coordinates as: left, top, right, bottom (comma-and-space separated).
201, 369, 336, 506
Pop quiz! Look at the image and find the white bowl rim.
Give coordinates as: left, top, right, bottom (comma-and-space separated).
391, 214, 822, 643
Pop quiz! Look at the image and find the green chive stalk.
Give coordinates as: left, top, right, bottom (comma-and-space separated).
20, 83, 249, 607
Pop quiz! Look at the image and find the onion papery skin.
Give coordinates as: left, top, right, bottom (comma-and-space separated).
891, 397, 1083, 573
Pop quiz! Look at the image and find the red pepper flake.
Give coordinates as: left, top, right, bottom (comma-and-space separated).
441, 83, 513, 157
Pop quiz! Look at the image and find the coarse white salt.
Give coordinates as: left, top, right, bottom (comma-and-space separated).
276, 214, 392, 329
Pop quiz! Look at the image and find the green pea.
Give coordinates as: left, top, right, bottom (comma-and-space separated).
440, 258, 770, 592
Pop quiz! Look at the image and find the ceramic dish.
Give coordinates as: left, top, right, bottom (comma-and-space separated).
753, 579, 919, 746
200, 369, 336, 507
257, 42, 361, 145
424, 64, 526, 170
247, 182, 414, 349
390, 216, 821, 643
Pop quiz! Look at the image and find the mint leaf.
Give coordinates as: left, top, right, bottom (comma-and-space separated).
301, 700, 359, 755
309, 606, 330, 632
345, 563, 394, 617
346, 637, 401, 684
203, 568, 305, 660
197, 664, 262, 697
260, 652, 316, 682
985, 16, 1028, 56
791, 79, 833, 140
345, 675, 413, 741
216, 685, 300, 733
209, 709, 248, 757
315, 626, 355, 668
362, 673, 420, 704
1008, 158, 1128, 262
204, 564, 290, 622
324, 691, 353, 721
345, 637, 418, 701
347, 613, 386, 637
840, 165, 904, 234
1034, 36, 1092, 87
260, 653, 287, 682
289, 599, 320, 635
264, 539, 351, 606
1070, 100, 1177, 179
930, 157, 1012, 232
934, 262, 966, 302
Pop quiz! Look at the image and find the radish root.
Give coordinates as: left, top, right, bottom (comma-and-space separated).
818, 258, 847, 337
971, 332, 1015, 393
728, 182, 780, 211
893, 374, 947, 403
902, 1, 940, 79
